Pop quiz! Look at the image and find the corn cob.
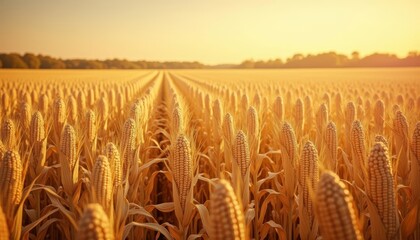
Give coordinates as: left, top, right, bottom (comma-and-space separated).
60, 124, 78, 195
0, 150, 23, 226
1, 119, 16, 149
393, 110, 408, 139
247, 106, 259, 139
253, 93, 261, 110
77, 91, 86, 112
213, 99, 223, 126
374, 100, 385, 134
273, 96, 284, 122
367, 142, 399, 239
172, 134, 193, 211
316, 171, 363, 240
350, 120, 366, 187
334, 92, 342, 115
280, 122, 298, 198
304, 95, 313, 131
77, 204, 114, 240
375, 135, 389, 146
53, 98, 66, 130
410, 122, 420, 201
294, 98, 304, 133
86, 110, 97, 143
393, 110, 409, 178
299, 141, 319, 223
412, 122, 420, 160
20, 102, 31, 132
92, 155, 112, 210
223, 113, 235, 147
233, 130, 251, 178
323, 93, 331, 110
210, 180, 246, 240
325, 121, 337, 171
345, 102, 356, 129
30, 111, 45, 144
316, 103, 329, 131
105, 142, 122, 187
67, 96, 78, 124
280, 122, 298, 165
38, 93, 49, 114
121, 118, 136, 180
172, 107, 184, 136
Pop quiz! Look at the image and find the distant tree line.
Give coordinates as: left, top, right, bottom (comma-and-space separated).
0, 51, 419, 69
0, 53, 205, 69
238, 51, 420, 68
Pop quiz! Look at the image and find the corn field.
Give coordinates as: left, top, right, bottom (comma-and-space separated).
0, 69, 419, 240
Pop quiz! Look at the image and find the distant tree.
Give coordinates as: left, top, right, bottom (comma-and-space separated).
0, 53, 28, 68
351, 51, 360, 60
23, 53, 41, 68
355, 53, 400, 67
239, 59, 255, 68
401, 51, 420, 67
0, 59, 2, 68
39, 55, 66, 69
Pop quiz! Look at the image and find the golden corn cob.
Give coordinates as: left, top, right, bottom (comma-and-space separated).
294, 98, 304, 134
0, 150, 23, 226
273, 96, 284, 122
247, 106, 259, 139
316, 171, 363, 240
105, 142, 122, 187
210, 180, 246, 240
121, 118, 136, 180
53, 98, 66, 130
350, 120, 366, 187
316, 103, 329, 131
412, 122, 420, 160
213, 99, 223, 126
86, 110, 97, 143
223, 113, 235, 147
345, 102, 356, 153
60, 124, 78, 195
375, 135, 389, 146
172, 107, 184, 136
325, 121, 337, 171
280, 122, 298, 165
30, 111, 45, 144
77, 204, 114, 240
77, 91, 86, 113
393, 110, 409, 178
393, 110, 408, 139
30, 111, 46, 170
280, 122, 298, 197
38, 93, 49, 114
20, 102, 31, 132
367, 142, 399, 239
304, 95, 313, 131
92, 155, 112, 210
298, 141, 319, 223
172, 134, 193, 211
67, 96, 78, 124
1, 119, 16, 149
410, 122, 420, 201
233, 130, 251, 178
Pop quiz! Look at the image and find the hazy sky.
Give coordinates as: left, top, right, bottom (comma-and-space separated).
1, 0, 419, 64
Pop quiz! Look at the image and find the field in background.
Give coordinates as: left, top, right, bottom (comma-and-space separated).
0, 69, 420, 239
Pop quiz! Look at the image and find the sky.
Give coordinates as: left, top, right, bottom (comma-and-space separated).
0, 0, 419, 64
